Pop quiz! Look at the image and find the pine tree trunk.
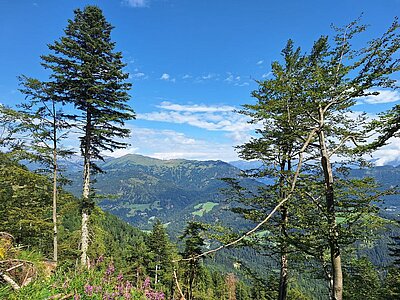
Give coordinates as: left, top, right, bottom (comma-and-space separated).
319, 130, 343, 300
81, 155, 90, 267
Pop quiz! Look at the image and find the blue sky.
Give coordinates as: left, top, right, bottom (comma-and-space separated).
1, 0, 399, 164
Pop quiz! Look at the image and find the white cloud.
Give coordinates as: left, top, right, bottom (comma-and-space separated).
224, 74, 234, 82
182, 74, 192, 79
371, 138, 400, 166
234, 82, 249, 87
105, 147, 139, 157
158, 101, 235, 113
160, 73, 176, 82
122, 0, 149, 8
359, 89, 400, 104
202, 73, 214, 80
256, 60, 264, 65
138, 102, 257, 134
262, 72, 272, 78
194, 73, 220, 83
123, 126, 239, 161
224, 72, 243, 84
160, 73, 170, 80
130, 72, 148, 79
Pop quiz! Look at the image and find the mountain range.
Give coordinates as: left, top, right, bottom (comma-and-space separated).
64, 154, 399, 236
66, 154, 259, 235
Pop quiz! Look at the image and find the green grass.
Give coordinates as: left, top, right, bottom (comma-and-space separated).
126, 201, 162, 217
192, 202, 219, 217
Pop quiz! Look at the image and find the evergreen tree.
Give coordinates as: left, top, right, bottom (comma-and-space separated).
18, 76, 73, 263
37, 6, 134, 267
343, 257, 383, 300
0, 152, 53, 253
147, 219, 173, 288
180, 221, 207, 300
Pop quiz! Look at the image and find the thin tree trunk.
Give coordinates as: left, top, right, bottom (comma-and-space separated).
278, 205, 289, 300
52, 100, 58, 263
52, 147, 58, 263
81, 111, 92, 268
155, 264, 158, 284
318, 129, 343, 300
278, 159, 289, 300
81, 155, 90, 267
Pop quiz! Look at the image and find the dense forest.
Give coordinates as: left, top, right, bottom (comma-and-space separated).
1, 5, 400, 300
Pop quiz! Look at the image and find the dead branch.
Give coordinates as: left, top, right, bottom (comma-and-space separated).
1, 272, 20, 290
173, 268, 186, 300
6, 263, 23, 272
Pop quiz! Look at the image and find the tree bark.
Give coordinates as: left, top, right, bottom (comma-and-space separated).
81, 155, 90, 267
81, 110, 92, 268
278, 159, 289, 300
278, 205, 289, 300
318, 129, 343, 300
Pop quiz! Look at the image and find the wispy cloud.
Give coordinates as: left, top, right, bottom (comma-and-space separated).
359, 89, 400, 104
262, 72, 272, 79
158, 101, 234, 113
201, 73, 215, 80
138, 102, 258, 137
160, 73, 170, 80
130, 72, 148, 80
104, 126, 240, 161
256, 60, 264, 65
234, 82, 249, 87
122, 0, 149, 8
182, 74, 192, 80
224, 72, 244, 84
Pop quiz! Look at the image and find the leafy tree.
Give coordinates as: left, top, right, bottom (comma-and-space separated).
294, 18, 399, 300
236, 18, 399, 300
36, 5, 134, 266
237, 39, 307, 300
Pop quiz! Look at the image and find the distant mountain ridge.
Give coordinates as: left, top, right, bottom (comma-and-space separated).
66, 154, 258, 234
65, 155, 400, 235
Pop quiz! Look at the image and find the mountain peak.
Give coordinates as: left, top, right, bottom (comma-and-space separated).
102, 154, 188, 167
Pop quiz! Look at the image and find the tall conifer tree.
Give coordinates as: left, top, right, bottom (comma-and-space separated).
39, 6, 134, 266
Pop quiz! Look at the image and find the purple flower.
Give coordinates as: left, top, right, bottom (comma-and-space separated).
125, 280, 133, 290
145, 290, 165, 300
117, 272, 124, 282
142, 277, 151, 290
96, 255, 105, 265
106, 262, 115, 276
84, 284, 94, 296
